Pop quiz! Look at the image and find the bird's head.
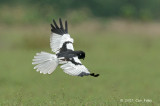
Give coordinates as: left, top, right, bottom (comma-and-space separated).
76, 51, 85, 60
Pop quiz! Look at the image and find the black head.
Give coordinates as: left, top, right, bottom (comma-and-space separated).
76, 51, 85, 60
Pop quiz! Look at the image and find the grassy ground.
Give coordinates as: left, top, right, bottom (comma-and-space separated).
0, 20, 160, 105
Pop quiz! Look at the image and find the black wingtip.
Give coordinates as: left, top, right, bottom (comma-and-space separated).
65, 20, 68, 33
90, 73, 100, 77
53, 19, 59, 28
59, 18, 64, 30
50, 24, 55, 32
51, 18, 68, 35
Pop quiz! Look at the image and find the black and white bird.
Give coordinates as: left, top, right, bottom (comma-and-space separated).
32, 18, 99, 77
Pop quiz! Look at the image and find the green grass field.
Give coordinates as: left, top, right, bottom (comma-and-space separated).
0, 20, 160, 105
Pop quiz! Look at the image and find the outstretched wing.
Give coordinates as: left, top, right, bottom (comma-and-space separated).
60, 57, 91, 77
50, 18, 74, 54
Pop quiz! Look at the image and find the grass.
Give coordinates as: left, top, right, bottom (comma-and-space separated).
0, 19, 160, 105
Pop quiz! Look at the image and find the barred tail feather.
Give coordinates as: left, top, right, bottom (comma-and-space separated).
32, 52, 58, 74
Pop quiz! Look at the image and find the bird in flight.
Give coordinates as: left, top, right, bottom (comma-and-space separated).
32, 18, 99, 77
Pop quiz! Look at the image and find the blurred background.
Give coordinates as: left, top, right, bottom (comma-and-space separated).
0, 0, 160, 105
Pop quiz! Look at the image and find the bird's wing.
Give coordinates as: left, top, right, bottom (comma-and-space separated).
60, 57, 91, 77
50, 18, 74, 54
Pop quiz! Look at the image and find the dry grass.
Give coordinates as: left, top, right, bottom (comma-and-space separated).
1, 19, 160, 50
107, 20, 160, 36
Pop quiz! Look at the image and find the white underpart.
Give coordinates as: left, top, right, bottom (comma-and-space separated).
32, 52, 58, 74
60, 57, 90, 76
66, 43, 74, 50
58, 57, 68, 64
50, 33, 74, 54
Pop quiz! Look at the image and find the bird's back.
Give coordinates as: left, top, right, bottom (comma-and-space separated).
57, 50, 77, 59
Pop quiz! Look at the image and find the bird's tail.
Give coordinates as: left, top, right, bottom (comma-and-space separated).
32, 52, 58, 74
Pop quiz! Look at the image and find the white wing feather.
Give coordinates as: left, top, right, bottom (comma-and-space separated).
50, 33, 74, 54
60, 57, 90, 76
